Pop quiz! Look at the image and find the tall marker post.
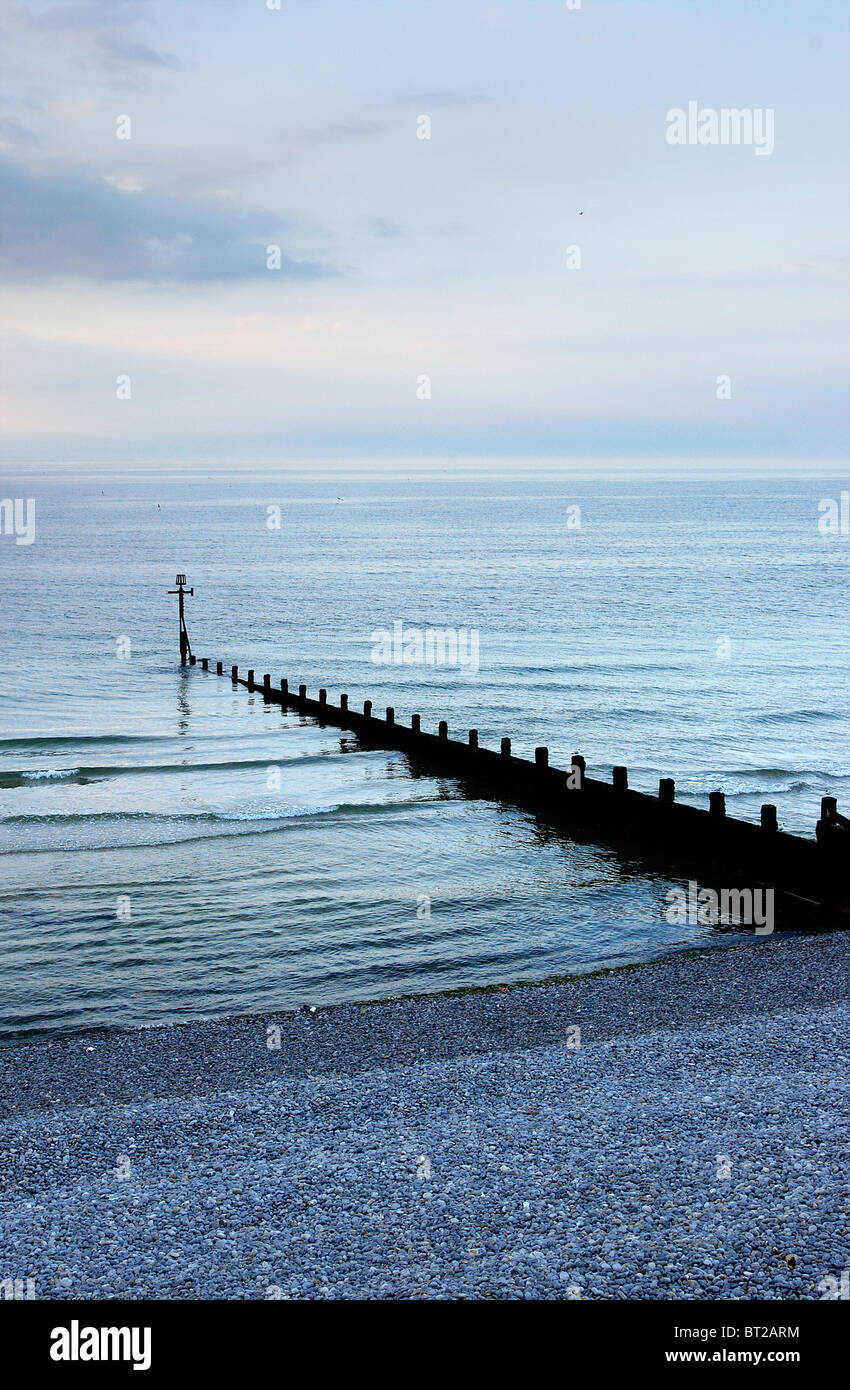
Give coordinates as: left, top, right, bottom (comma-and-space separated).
169, 572, 194, 666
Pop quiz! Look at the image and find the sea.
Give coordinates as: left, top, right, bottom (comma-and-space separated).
1, 462, 847, 1038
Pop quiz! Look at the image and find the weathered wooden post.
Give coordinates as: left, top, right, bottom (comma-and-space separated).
535, 746, 549, 769
201, 658, 208, 671
280, 678, 288, 697
319, 688, 327, 707
263, 673, 271, 699
386, 706, 394, 723
364, 700, 372, 718
613, 766, 628, 791
247, 669, 255, 691
501, 737, 511, 757
411, 713, 420, 733
298, 683, 307, 706
438, 721, 448, 739
231, 665, 238, 681
340, 693, 348, 712
709, 791, 726, 817
468, 729, 478, 749
659, 778, 675, 803
571, 753, 586, 786
216, 661, 223, 675
168, 573, 194, 666
761, 804, 778, 833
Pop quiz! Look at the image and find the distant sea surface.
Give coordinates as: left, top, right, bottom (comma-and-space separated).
1, 464, 848, 1038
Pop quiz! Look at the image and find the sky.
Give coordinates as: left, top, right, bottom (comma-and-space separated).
0, 0, 848, 464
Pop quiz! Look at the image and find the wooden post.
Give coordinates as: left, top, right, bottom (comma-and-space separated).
501, 737, 511, 757
411, 713, 420, 732
468, 729, 478, 749
201, 658, 208, 671
535, 746, 548, 768
231, 665, 238, 681
438, 720, 448, 739
216, 661, 223, 675
319, 688, 327, 705
263, 673, 271, 698
168, 573, 194, 666
281, 678, 288, 697
364, 700, 372, 718
386, 706, 394, 723
179, 587, 187, 664
298, 683, 306, 704
761, 804, 778, 833
612, 766, 628, 791
571, 754, 586, 786
659, 778, 675, 803
340, 693, 348, 711
247, 669, 254, 690
709, 791, 726, 817
821, 796, 838, 821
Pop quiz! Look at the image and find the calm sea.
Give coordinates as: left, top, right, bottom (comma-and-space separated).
1, 464, 847, 1038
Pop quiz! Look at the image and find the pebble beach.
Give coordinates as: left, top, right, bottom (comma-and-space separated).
1, 933, 848, 1301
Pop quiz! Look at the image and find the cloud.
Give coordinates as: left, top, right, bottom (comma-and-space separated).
45, 98, 99, 122
93, 30, 178, 71
366, 217, 405, 239
403, 92, 489, 109
11, 0, 179, 74
304, 120, 388, 144
0, 116, 39, 151
0, 155, 332, 283
104, 172, 145, 192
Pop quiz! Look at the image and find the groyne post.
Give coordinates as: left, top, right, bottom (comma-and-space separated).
168, 573, 194, 666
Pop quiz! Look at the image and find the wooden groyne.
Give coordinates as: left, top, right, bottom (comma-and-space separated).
183, 649, 848, 924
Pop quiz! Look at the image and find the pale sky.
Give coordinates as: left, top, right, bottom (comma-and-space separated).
0, 0, 848, 463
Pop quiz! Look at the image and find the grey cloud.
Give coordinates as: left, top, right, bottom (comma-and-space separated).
302, 120, 388, 144
404, 92, 489, 108
0, 156, 332, 283
366, 217, 405, 239
18, 0, 179, 72
0, 116, 40, 147
94, 30, 179, 70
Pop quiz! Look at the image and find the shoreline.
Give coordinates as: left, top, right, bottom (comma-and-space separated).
1, 932, 846, 1111
2, 932, 848, 1299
